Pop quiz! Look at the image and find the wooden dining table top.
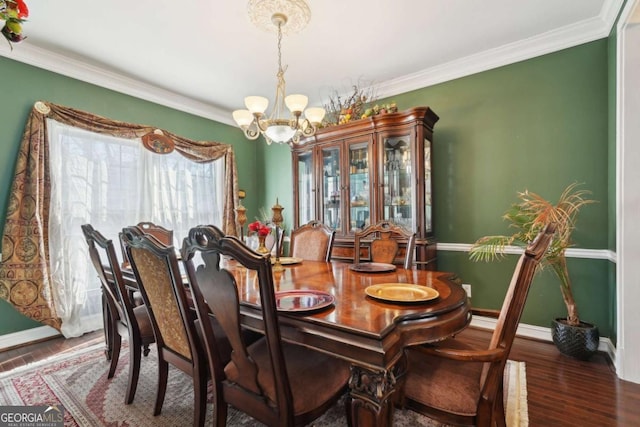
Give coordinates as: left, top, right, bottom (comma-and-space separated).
119, 258, 470, 368
220, 259, 471, 369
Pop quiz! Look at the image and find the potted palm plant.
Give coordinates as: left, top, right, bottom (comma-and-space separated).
469, 183, 599, 359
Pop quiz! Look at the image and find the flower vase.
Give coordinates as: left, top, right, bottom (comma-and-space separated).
256, 235, 269, 254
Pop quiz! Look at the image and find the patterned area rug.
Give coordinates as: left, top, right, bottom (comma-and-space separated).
0, 344, 528, 426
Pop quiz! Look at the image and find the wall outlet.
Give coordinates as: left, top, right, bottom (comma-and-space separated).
462, 283, 472, 297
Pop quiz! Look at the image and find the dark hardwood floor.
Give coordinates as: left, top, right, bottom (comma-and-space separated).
1, 327, 639, 426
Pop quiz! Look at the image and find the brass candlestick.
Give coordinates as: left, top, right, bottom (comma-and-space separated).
271, 199, 285, 272
235, 190, 247, 239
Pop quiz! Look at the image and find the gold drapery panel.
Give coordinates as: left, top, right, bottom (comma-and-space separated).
0, 101, 240, 330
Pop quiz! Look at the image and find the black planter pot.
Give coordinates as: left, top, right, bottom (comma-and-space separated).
551, 318, 599, 360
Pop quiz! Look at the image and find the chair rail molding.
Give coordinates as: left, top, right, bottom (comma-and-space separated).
436, 243, 616, 263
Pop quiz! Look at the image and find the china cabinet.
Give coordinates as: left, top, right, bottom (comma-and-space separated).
292, 107, 439, 269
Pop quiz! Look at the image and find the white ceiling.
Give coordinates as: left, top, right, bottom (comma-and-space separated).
1, 0, 623, 126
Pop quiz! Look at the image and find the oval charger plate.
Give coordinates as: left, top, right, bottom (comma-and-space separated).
349, 262, 397, 273
274, 290, 334, 313
365, 283, 439, 303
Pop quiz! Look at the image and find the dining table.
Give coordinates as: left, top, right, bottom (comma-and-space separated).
113, 258, 471, 427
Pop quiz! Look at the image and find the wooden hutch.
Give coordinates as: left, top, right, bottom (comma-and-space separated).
292, 106, 439, 269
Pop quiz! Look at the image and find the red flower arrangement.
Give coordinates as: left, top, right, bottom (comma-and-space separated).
248, 221, 271, 237
1, 0, 29, 48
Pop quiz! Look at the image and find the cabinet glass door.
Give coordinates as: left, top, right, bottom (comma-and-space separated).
382, 135, 414, 230
296, 151, 315, 226
348, 142, 371, 233
321, 146, 342, 231
424, 138, 433, 233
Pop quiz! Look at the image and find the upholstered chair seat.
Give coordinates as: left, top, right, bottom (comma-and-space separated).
225, 338, 350, 420
404, 338, 483, 417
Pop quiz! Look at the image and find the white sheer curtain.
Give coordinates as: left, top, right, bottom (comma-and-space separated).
47, 119, 224, 337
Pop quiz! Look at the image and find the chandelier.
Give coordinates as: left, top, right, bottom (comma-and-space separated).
232, 0, 325, 146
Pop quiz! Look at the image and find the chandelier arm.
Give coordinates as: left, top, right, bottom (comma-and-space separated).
243, 126, 261, 140
289, 112, 302, 131
255, 116, 270, 132
300, 119, 317, 137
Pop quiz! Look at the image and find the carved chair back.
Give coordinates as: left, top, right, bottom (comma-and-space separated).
289, 220, 335, 262
354, 220, 417, 269
481, 223, 557, 397
135, 221, 174, 246
403, 223, 556, 426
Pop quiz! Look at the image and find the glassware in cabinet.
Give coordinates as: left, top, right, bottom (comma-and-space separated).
348, 142, 371, 233
381, 134, 414, 231
294, 150, 315, 226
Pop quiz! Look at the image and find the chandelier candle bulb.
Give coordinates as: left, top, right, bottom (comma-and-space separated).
232, 110, 254, 127
305, 107, 326, 124
285, 94, 308, 113
245, 96, 269, 114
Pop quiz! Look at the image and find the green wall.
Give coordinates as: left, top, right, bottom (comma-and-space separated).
395, 40, 613, 338
0, 56, 258, 335
0, 37, 616, 341
267, 40, 615, 338
394, 39, 613, 337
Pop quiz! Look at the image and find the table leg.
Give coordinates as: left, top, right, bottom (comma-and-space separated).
346, 358, 407, 427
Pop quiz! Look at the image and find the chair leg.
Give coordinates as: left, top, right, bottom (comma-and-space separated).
211, 379, 227, 427
214, 403, 228, 427
193, 370, 207, 427
125, 342, 142, 404
494, 384, 507, 427
107, 332, 121, 379
154, 359, 168, 416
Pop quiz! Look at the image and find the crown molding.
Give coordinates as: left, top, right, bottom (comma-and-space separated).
0, 43, 235, 126
0, 1, 624, 124
376, 0, 624, 100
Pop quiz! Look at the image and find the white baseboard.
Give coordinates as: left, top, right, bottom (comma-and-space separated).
0, 326, 60, 350
471, 316, 617, 368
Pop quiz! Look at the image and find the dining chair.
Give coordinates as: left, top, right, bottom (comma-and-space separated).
119, 222, 173, 269
288, 220, 336, 262
81, 224, 155, 405
135, 221, 174, 245
181, 225, 350, 427
120, 226, 208, 426
353, 220, 417, 269
399, 223, 556, 427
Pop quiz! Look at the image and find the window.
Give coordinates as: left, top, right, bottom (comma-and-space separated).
46, 119, 223, 337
